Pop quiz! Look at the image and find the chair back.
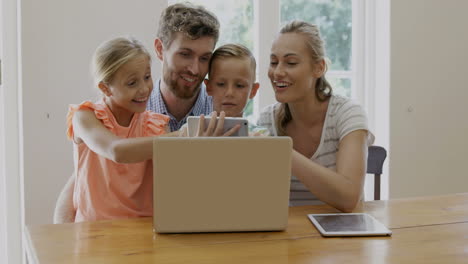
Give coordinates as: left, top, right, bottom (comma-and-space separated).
367, 146, 387, 200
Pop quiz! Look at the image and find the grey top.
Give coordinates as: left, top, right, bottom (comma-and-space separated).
257, 95, 375, 206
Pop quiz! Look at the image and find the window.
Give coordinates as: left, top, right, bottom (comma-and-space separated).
166, 0, 388, 199
281, 0, 353, 98
169, 0, 358, 115
169, 0, 254, 50
168, 0, 255, 119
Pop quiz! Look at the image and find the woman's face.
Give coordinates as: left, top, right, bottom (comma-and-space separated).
268, 32, 321, 103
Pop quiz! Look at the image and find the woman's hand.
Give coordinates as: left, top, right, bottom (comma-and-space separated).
196, 111, 240, 137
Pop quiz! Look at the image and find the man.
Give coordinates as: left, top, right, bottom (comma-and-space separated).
53, 3, 219, 223
147, 2, 219, 131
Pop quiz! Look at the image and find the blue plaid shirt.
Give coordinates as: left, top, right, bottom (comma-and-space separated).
147, 79, 213, 132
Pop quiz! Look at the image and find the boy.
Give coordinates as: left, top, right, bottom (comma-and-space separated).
180, 44, 264, 136
205, 43, 259, 117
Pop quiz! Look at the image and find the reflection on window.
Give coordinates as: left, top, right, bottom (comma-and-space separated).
281, 0, 352, 97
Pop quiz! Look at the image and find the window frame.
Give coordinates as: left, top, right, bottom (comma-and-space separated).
1, 0, 25, 262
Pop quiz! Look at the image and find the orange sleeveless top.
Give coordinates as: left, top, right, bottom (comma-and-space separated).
66, 100, 169, 222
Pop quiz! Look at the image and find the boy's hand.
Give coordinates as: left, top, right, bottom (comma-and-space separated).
196, 111, 240, 137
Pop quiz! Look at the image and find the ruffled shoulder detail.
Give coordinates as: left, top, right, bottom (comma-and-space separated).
66, 101, 114, 140
142, 111, 170, 136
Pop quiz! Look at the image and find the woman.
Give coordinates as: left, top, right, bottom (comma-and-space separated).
258, 21, 374, 212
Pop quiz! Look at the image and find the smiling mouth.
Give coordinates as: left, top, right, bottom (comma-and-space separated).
132, 97, 148, 103
273, 81, 291, 89
180, 75, 197, 84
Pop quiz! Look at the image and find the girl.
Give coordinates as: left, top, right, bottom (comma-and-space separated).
59, 37, 237, 222
258, 21, 375, 212
66, 37, 170, 222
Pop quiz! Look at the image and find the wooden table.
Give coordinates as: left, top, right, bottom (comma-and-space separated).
25, 193, 468, 264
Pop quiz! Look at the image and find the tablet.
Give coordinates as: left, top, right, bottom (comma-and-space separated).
187, 116, 249, 137
307, 213, 392, 237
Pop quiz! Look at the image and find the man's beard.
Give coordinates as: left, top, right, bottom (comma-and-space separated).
163, 69, 203, 99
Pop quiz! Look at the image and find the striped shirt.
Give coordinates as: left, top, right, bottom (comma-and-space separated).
147, 79, 213, 132
257, 95, 375, 206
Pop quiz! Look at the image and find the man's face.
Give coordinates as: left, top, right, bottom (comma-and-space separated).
156, 33, 216, 99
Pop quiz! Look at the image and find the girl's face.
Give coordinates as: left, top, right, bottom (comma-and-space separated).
101, 54, 153, 118
268, 33, 322, 104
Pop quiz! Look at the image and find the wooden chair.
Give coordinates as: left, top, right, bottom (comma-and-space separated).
367, 146, 387, 200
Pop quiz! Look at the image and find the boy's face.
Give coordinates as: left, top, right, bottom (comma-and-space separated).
205, 57, 259, 117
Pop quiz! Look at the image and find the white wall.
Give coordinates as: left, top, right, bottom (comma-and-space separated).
390, 0, 468, 198
21, 0, 166, 226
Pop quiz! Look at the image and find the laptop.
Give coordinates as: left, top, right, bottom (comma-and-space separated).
152, 137, 292, 233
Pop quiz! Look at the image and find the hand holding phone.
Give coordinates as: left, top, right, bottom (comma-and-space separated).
187, 111, 249, 137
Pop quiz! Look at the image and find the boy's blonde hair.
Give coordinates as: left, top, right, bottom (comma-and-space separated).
157, 3, 220, 47
92, 37, 151, 86
208, 43, 256, 78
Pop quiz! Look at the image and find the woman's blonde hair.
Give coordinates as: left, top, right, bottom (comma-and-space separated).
275, 20, 333, 136
92, 37, 151, 86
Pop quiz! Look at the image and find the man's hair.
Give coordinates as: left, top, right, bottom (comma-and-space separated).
208, 44, 256, 78
157, 3, 220, 47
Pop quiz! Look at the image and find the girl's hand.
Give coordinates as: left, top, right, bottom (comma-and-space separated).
196, 111, 240, 137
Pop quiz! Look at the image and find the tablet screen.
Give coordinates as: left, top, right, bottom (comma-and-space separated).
312, 214, 376, 232
307, 213, 392, 236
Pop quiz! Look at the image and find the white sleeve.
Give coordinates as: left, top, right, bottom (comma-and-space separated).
256, 104, 278, 137
336, 101, 375, 145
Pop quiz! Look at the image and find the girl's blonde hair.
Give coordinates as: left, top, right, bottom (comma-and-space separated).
275, 21, 333, 136
92, 37, 151, 86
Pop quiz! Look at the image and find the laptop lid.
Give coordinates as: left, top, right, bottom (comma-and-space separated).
153, 137, 292, 233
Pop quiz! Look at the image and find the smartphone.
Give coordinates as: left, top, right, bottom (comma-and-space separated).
187, 116, 249, 137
